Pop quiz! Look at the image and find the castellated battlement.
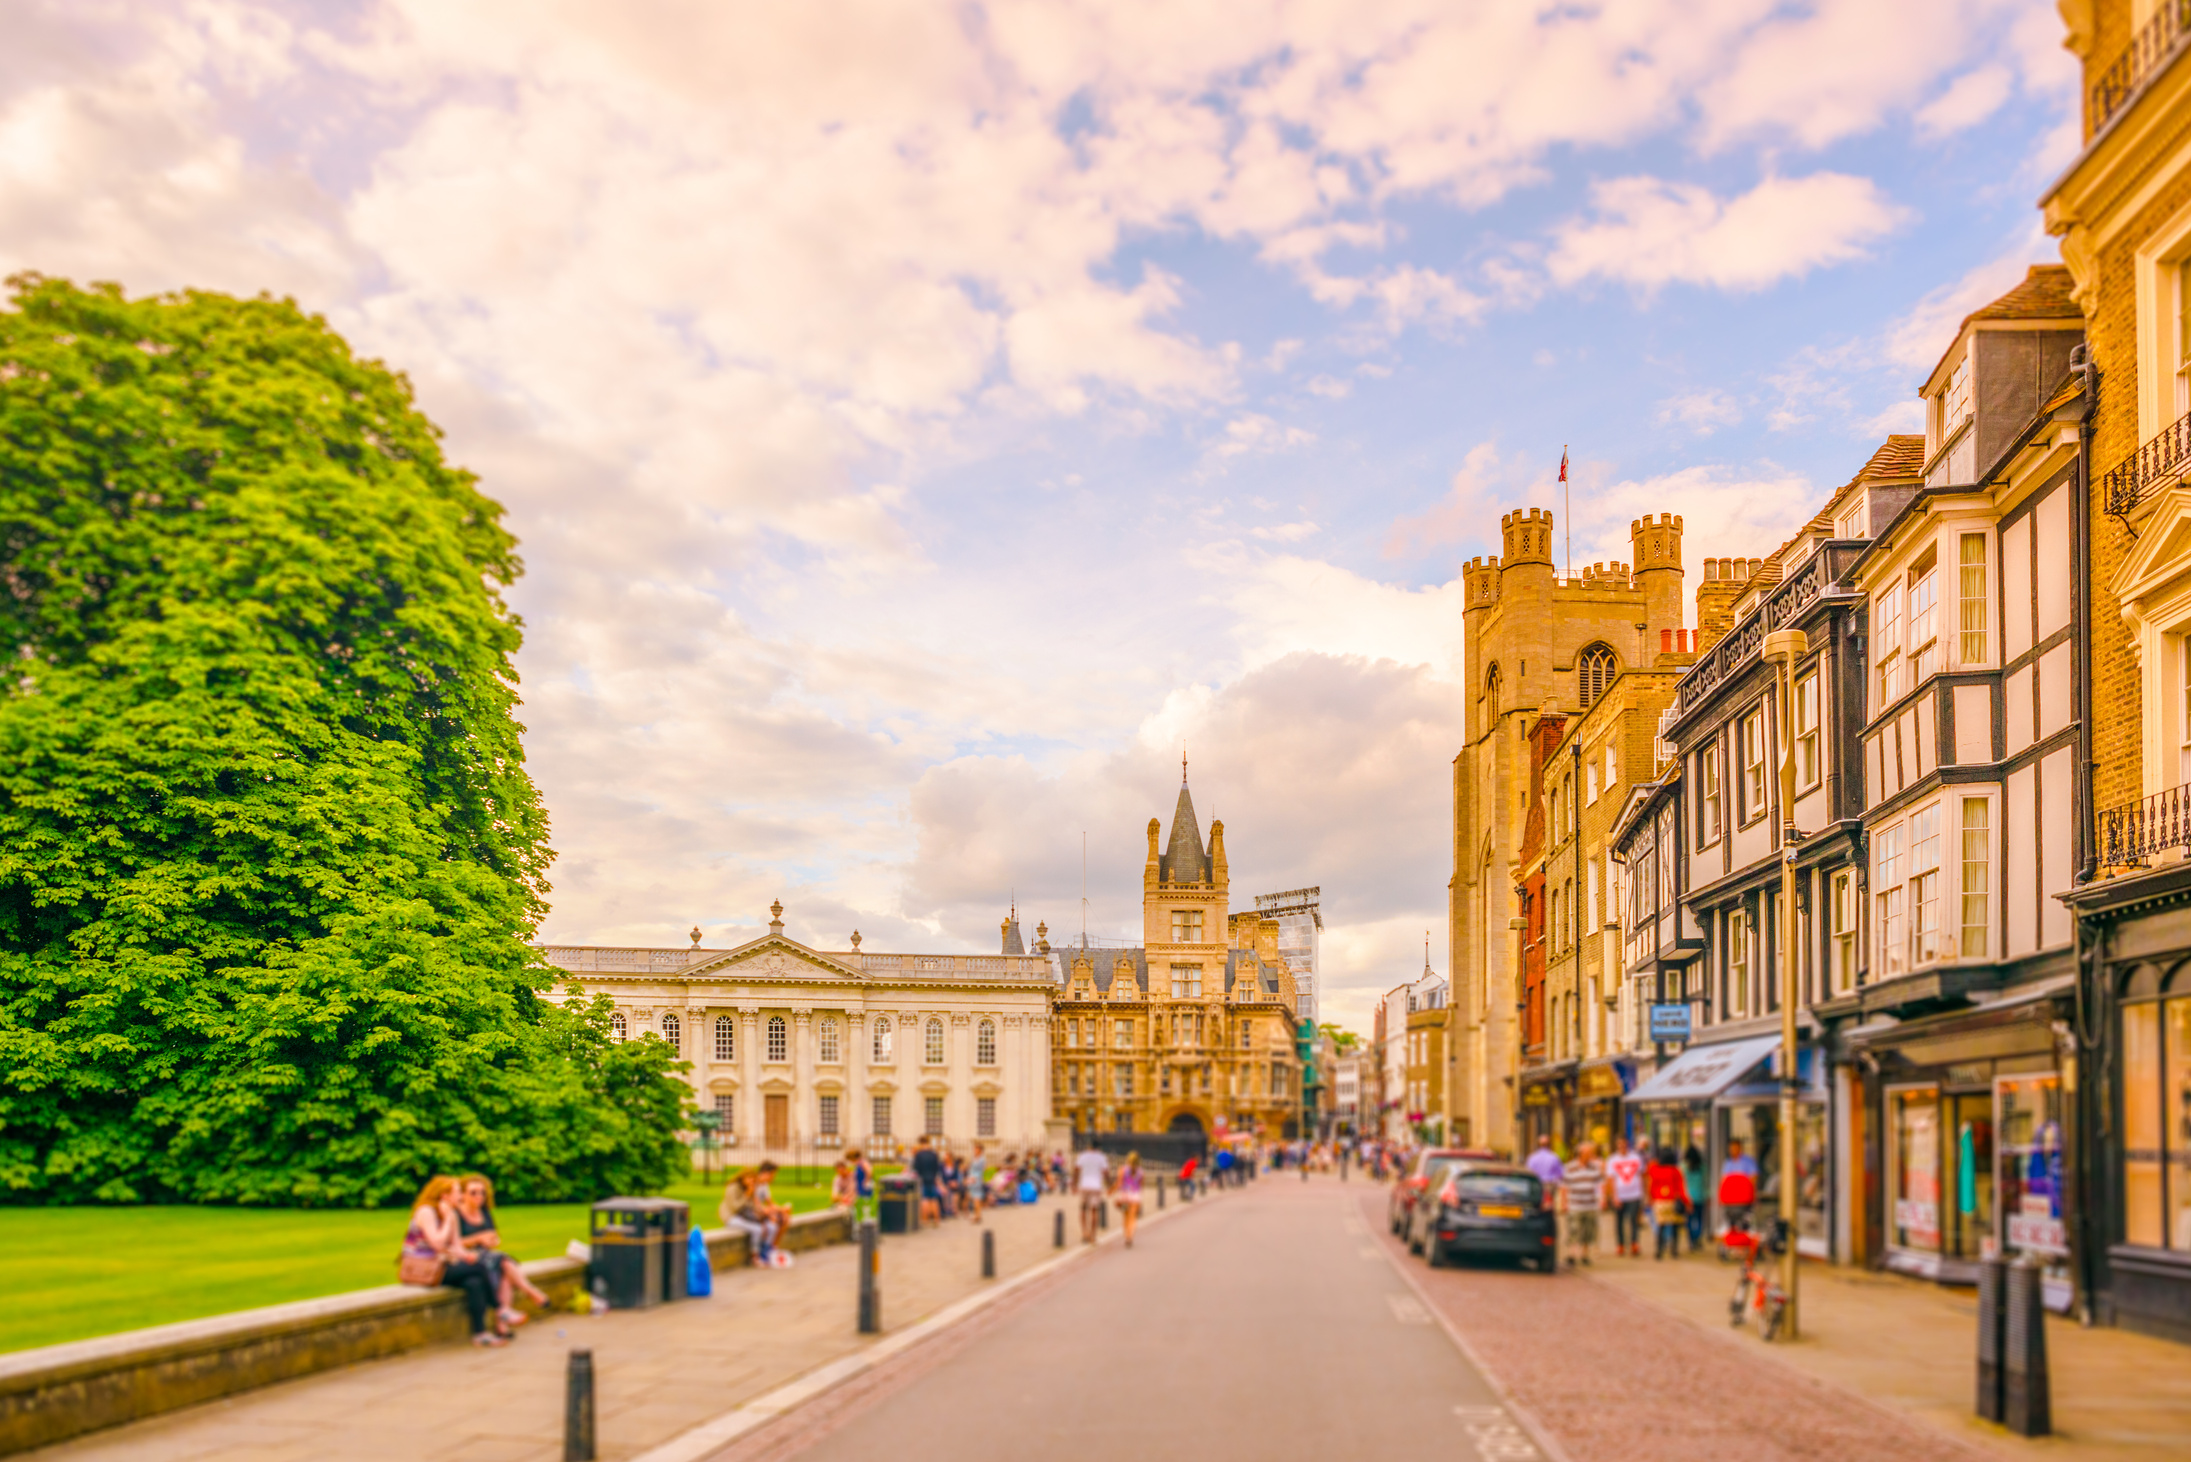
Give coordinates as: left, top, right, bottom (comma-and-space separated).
1463, 555, 1502, 609
1629, 512, 1684, 573
1499, 507, 1554, 567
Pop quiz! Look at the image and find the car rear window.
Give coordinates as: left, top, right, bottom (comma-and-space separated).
1420, 1158, 1461, 1188
1455, 1173, 1540, 1203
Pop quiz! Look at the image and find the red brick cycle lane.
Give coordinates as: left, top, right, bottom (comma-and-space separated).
1358, 1189, 1993, 1462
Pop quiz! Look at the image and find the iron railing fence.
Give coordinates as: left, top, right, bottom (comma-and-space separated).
2092, 0, 2191, 134
2103, 408, 2191, 518
2100, 785, 2191, 868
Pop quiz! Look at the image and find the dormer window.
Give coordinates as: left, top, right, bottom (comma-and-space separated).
1942, 356, 1971, 439
1837, 502, 1865, 539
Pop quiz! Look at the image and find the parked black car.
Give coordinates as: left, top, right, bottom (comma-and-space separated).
1387, 1146, 1494, 1247
1422, 1164, 1556, 1272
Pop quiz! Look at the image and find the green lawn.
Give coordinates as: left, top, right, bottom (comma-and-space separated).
0, 1168, 859, 1355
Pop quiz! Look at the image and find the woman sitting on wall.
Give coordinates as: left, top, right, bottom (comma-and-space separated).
456, 1174, 548, 1329
400, 1176, 511, 1347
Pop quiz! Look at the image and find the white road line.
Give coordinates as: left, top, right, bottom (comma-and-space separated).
1386, 1293, 1432, 1325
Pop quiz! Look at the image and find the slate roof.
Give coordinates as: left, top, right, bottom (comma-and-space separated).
1965, 265, 2079, 325
1159, 780, 1209, 884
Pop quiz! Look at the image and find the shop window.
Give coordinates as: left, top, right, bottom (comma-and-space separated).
1830, 870, 1857, 995
1891, 1088, 1942, 1252
2122, 997, 2191, 1250
1946, 1093, 1994, 1260
1960, 799, 1991, 959
1998, 1074, 2068, 1266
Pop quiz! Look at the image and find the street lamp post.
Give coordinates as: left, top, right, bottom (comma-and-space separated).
1762, 627, 1807, 1341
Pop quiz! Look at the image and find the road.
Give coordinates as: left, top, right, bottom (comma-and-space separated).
755, 1176, 1550, 1462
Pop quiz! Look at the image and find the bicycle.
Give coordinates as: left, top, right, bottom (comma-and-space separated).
1724, 1218, 1788, 1340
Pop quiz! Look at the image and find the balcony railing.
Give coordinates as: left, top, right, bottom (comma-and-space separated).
1671, 541, 1860, 723
2104, 409, 2191, 518
2100, 785, 2191, 868
2092, 0, 2191, 135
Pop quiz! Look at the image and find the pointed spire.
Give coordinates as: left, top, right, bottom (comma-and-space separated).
1161, 772, 1208, 884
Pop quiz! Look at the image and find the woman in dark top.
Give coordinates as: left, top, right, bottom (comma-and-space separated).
456, 1174, 545, 1328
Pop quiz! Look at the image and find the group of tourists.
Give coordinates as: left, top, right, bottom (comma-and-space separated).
1525, 1133, 1760, 1266
400, 1174, 551, 1347
901, 1137, 1065, 1225
719, 1159, 798, 1267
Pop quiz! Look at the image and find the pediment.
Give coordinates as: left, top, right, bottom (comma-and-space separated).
684, 934, 862, 982
2117, 485, 2191, 610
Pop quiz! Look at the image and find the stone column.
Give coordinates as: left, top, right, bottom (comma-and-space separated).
792, 1008, 815, 1147
847, 1010, 868, 1148
738, 1007, 760, 1154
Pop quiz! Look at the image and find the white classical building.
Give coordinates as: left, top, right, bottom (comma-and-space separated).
542, 903, 1062, 1158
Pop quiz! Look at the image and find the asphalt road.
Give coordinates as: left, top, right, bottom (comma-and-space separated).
775, 1177, 1550, 1462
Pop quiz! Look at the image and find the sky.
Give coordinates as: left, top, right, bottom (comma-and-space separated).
0, 0, 2081, 1035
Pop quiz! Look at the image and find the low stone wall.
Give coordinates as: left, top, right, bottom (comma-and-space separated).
0, 1208, 854, 1457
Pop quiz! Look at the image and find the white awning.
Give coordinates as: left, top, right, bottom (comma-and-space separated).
1626, 1034, 1786, 1105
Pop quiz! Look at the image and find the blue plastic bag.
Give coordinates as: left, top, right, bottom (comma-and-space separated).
1018, 1179, 1038, 1205
687, 1226, 713, 1298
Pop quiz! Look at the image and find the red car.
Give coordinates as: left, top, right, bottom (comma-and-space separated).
1387, 1147, 1496, 1248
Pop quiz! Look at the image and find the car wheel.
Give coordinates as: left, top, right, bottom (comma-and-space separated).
1407, 1221, 1423, 1255
1426, 1241, 1445, 1269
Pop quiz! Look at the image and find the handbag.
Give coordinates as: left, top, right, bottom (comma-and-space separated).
397, 1250, 447, 1287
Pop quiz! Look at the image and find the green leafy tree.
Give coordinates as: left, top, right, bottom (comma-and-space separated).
0, 276, 688, 1204
1317, 1022, 1361, 1053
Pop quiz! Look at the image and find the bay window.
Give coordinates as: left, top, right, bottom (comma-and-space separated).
1960, 798, 1991, 958
1701, 745, 1723, 844
1909, 553, 1940, 683
1830, 869, 1857, 995
1910, 807, 1941, 965
1878, 582, 1903, 705
1959, 534, 1988, 665
1876, 825, 1906, 978
1795, 672, 1820, 788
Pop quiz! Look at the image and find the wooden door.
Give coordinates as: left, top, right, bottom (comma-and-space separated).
765, 1093, 790, 1150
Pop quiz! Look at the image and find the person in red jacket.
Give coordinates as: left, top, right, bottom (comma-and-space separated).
1645, 1145, 1690, 1260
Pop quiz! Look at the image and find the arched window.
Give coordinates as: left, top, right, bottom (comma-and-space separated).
714, 1015, 734, 1061
1578, 643, 1617, 707
873, 1017, 894, 1062
661, 1013, 681, 1050
609, 1011, 627, 1041
976, 1019, 997, 1065
925, 1018, 945, 1065
1485, 662, 1502, 717
766, 1015, 788, 1063
818, 1017, 841, 1064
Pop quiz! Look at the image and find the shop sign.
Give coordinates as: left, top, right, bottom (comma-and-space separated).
2007, 1195, 2068, 1255
1578, 1064, 1625, 1100
1895, 1198, 1940, 1250
1521, 1085, 1552, 1107
1648, 1003, 1692, 1042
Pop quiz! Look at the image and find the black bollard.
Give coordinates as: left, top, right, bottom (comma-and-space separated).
1099, 1197, 1109, 1229
1053, 1208, 1065, 1248
1157, 1176, 1166, 1209
857, 1220, 880, 1335
981, 1227, 995, 1279
2004, 1258, 2051, 1437
1976, 1256, 2006, 1423
564, 1349, 596, 1462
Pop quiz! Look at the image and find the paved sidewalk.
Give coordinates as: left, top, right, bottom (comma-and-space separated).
32, 1192, 1147, 1462
1587, 1245, 2191, 1460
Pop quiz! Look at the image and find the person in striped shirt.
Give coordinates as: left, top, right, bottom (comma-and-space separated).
1561, 1142, 1605, 1268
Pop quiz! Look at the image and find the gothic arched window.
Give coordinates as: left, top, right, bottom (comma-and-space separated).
1578, 644, 1617, 708
714, 1015, 734, 1061
872, 1016, 894, 1062
925, 1018, 946, 1065
976, 1019, 997, 1065
766, 1015, 788, 1062
1485, 662, 1502, 717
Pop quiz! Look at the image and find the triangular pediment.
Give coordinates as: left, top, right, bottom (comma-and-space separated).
2118, 485, 2191, 608
684, 933, 862, 981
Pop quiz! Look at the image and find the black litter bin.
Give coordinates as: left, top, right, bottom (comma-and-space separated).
590, 1197, 691, 1309
878, 1173, 921, 1234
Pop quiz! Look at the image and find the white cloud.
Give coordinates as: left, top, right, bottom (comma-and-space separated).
1250, 520, 1321, 542
1549, 172, 1911, 293
1657, 388, 1742, 433
1306, 373, 1351, 399
1916, 66, 2014, 139
1206, 412, 1316, 461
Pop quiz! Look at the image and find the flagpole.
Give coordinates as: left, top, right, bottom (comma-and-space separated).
1562, 444, 1571, 580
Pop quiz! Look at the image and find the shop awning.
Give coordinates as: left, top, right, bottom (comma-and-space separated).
1625, 1034, 1785, 1105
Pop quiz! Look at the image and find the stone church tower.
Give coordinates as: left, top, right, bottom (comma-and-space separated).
1448, 509, 1688, 1152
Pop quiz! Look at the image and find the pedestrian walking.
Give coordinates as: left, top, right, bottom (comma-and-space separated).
912, 1135, 945, 1226
1681, 1143, 1707, 1253
1605, 1137, 1646, 1257
1718, 1138, 1759, 1245
1115, 1152, 1144, 1247
1214, 1145, 1236, 1188
1560, 1142, 1604, 1267
850, 1148, 877, 1228
1074, 1144, 1111, 1243
1646, 1145, 1688, 1260
1525, 1133, 1565, 1189
964, 1143, 987, 1223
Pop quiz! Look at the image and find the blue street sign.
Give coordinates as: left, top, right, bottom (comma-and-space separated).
1648, 1003, 1692, 1043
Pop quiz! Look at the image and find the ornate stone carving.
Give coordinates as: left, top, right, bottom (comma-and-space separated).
950, 1012, 971, 1026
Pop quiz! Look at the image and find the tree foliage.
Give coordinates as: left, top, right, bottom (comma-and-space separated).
0, 276, 689, 1204
1317, 1022, 1361, 1053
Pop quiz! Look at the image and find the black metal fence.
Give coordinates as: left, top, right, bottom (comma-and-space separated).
2099, 785, 2191, 868
1072, 1129, 1208, 1171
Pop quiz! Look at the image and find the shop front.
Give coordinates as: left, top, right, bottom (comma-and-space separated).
1847, 988, 2074, 1311
1574, 1058, 1632, 1153
1624, 1032, 1829, 1253
1518, 1061, 1576, 1153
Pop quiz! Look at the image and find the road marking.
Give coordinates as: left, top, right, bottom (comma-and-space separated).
1358, 1246, 1383, 1259
1386, 1293, 1432, 1325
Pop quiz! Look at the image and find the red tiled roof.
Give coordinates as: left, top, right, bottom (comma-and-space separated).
1860, 434, 1926, 481
1965, 265, 2078, 325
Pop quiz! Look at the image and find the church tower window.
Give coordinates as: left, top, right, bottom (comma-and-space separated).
1578, 644, 1616, 708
